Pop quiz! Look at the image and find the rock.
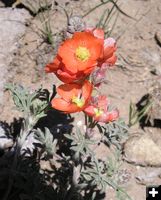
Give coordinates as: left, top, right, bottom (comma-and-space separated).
0, 8, 31, 105
136, 167, 161, 184
123, 134, 161, 167
141, 48, 161, 75
148, 81, 161, 121
13, 0, 52, 14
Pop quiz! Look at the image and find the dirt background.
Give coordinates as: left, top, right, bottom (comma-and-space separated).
0, 0, 161, 199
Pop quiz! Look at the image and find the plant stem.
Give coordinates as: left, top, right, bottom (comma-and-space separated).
85, 113, 88, 128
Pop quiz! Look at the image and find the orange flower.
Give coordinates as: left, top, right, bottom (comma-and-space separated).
45, 32, 103, 83
84, 95, 119, 123
86, 28, 117, 66
51, 80, 93, 113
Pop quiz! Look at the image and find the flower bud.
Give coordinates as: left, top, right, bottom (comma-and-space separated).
67, 15, 86, 33
91, 64, 107, 87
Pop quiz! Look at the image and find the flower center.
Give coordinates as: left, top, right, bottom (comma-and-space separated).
72, 96, 85, 108
94, 108, 103, 117
75, 46, 90, 62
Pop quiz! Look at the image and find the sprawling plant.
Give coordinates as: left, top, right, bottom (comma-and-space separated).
1, 24, 131, 200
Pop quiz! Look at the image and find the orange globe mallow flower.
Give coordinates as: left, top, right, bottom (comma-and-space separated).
45, 32, 103, 83
51, 80, 93, 113
86, 28, 117, 66
84, 95, 119, 123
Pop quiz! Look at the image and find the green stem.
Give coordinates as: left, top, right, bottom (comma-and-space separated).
89, 120, 98, 129
83, 1, 110, 18
82, 0, 135, 20
85, 113, 88, 128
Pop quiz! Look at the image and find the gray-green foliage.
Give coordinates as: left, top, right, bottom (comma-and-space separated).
82, 157, 115, 191
2, 83, 131, 200
35, 127, 57, 156
64, 128, 97, 159
64, 121, 131, 200
128, 99, 152, 127
106, 149, 121, 177
101, 119, 129, 149
1, 84, 56, 200
5, 84, 49, 128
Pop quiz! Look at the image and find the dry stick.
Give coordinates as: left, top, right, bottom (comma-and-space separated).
106, 10, 119, 37
82, 1, 107, 18
116, 6, 151, 42
57, 5, 69, 28
102, 2, 116, 29
104, 8, 117, 32
26, 0, 37, 14
108, 0, 136, 20
83, 0, 136, 20
97, 8, 109, 28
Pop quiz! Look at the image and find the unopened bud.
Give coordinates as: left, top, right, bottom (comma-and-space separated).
66, 15, 86, 38
91, 64, 107, 87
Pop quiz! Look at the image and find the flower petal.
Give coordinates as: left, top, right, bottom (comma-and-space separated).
45, 55, 62, 73
57, 83, 81, 102
77, 60, 97, 71
56, 69, 77, 83
93, 28, 104, 39
58, 39, 78, 73
105, 54, 117, 66
73, 32, 103, 62
81, 80, 93, 102
84, 105, 95, 117
51, 98, 78, 113
99, 109, 119, 123
97, 96, 108, 110
104, 38, 117, 60
107, 109, 119, 121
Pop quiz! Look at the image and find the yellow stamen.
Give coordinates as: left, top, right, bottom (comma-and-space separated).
72, 96, 85, 108
94, 108, 103, 117
75, 46, 90, 62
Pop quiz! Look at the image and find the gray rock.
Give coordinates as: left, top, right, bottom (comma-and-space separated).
136, 167, 161, 184
13, 0, 52, 13
0, 8, 31, 105
123, 134, 161, 167
141, 48, 161, 75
